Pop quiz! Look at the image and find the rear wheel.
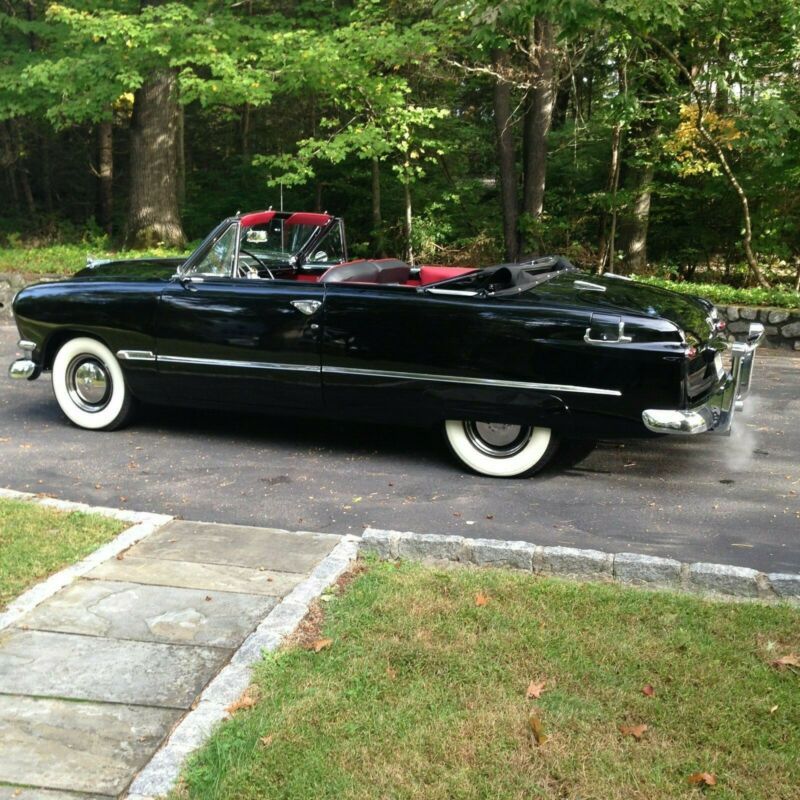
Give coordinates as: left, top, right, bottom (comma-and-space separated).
52, 337, 135, 430
444, 420, 558, 478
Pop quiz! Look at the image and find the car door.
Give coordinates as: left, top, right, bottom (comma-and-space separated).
155, 223, 324, 410
319, 283, 578, 427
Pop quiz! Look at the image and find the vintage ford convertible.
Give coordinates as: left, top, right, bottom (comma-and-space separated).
9, 209, 765, 477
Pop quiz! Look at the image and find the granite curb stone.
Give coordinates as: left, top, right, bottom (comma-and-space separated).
539, 545, 613, 578
766, 572, 800, 600
466, 538, 536, 570
613, 552, 683, 587
359, 528, 800, 603
687, 562, 761, 598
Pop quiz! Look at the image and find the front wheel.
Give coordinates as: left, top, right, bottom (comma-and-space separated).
52, 337, 135, 431
444, 420, 558, 478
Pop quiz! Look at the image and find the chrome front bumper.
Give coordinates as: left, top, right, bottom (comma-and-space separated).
8, 340, 39, 381
642, 322, 765, 435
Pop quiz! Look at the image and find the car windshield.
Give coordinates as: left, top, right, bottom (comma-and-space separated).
239, 219, 319, 261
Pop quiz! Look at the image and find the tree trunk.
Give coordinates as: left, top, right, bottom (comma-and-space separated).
492, 50, 518, 262
521, 18, 555, 255
371, 157, 386, 257
314, 181, 323, 212
620, 163, 654, 273
125, 69, 186, 248
241, 103, 251, 159
97, 120, 113, 236
404, 174, 414, 265
0, 122, 20, 213
176, 104, 185, 210
8, 120, 35, 216
598, 122, 623, 274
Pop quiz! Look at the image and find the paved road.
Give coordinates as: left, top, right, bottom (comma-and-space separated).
1, 325, 798, 573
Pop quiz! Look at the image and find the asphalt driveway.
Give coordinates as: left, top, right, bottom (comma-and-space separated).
1, 324, 798, 573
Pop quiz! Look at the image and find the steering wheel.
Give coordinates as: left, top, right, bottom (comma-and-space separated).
238, 248, 276, 280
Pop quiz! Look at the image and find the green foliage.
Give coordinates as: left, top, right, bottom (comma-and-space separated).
637, 276, 800, 310
0, 0, 799, 289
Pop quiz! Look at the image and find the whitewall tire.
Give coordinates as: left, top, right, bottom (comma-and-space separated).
52, 337, 134, 431
444, 420, 558, 478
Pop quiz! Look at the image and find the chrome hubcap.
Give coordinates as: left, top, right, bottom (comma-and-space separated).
463, 421, 534, 458
66, 357, 111, 412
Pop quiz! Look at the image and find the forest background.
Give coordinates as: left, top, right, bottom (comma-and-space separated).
1, 0, 799, 307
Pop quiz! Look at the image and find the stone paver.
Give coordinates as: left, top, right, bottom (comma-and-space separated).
0, 629, 230, 708
0, 789, 111, 800
21, 579, 277, 647
130, 520, 339, 573
0, 694, 179, 796
88, 555, 306, 596
0, 517, 341, 797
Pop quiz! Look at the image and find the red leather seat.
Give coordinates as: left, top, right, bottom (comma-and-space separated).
418, 266, 475, 285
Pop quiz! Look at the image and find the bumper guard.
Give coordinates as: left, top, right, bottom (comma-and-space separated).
642, 322, 765, 435
8, 340, 39, 381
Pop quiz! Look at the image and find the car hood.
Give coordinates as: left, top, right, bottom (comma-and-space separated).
72, 257, 186, 281
532, 271, 715, 342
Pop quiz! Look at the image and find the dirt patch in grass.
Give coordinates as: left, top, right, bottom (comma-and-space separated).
285, 563, 368, 650
178, 559, 800, 800
0, 498, 126, 608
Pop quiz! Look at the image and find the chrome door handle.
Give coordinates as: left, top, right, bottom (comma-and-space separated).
584, 320, 632, 345
290, 299, 322, 316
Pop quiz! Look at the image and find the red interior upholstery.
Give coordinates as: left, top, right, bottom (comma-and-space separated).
418, 265, 475, 285
286, 262, 475, 286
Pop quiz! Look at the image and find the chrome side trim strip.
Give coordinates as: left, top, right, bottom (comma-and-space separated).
322, 365, 622, 397
116, 350, 156, 362
153, 355, 621, 396
157, 355, 318, 373
425, 288, 478, 297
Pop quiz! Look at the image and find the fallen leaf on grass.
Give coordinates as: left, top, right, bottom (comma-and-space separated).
642, 684, 655, 697
619, 723, 648, 740
475, 591, 489, 607
259, 735, 274, 748
526, 679, 547, 699
770, 653, 800, 669
386, 665, 397, 680
226, 693, 257, 714
308, 638, 333, 653
770, 705, 779, 714
528, 712, 548, 746
687, 772, 717, 787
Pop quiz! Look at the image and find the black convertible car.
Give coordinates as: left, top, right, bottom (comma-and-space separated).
9, 209, 764, 477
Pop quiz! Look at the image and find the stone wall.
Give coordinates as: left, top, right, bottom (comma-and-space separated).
0, 273, 28, 323
717, 305, 800, 351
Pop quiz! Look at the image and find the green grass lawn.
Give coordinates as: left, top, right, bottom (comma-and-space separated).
0, 242, 192, 277
177, 560, 800, 800
0, 498, 126, 608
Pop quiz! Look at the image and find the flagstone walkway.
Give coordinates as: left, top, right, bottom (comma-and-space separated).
0, 519, 341, 798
